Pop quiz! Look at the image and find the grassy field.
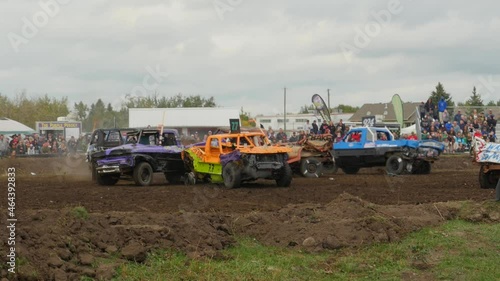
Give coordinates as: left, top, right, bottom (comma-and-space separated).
109, 219, 500, 281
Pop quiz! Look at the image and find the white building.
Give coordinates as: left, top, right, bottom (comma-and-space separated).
255, 113, 353, 133
128, 108, 240, 136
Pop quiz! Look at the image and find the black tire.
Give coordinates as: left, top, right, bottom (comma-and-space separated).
222, 162, 241, 189
411, 161, 431, 175
91, 162, 97, 182
133, 162, 154, 186
342, 167, 360, 174
419, 161, 431, 174
386, 155, 405, 175
276, 162, 293, 187
300, 158, 324, 178
479, 165, 499, 189
96, 173, 119, 186
165, 173, 182, 184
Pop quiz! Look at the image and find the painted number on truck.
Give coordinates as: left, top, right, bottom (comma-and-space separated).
208, 164, 215, 172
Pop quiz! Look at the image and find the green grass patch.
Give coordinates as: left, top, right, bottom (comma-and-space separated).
71, 206, 89, 220
113, 220, 500, 281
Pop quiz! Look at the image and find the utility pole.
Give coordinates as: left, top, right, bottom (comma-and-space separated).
327, 89, 330, 111
284, 87, 287, 132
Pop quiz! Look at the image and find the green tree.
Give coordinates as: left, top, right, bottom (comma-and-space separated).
299, 104, 315, 114
240, 107, 256, 127
464, 86, 484, 116
336, 104, 360, 113
486, 100, 496, 106
74, 101, 89, 121
429, 82, 455, 114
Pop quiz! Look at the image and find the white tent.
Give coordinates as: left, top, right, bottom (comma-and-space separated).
0, 117, 35, 135
400, 124, 416, 135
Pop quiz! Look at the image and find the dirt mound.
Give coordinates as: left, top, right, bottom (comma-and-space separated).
232, 193, 499, 251
1, 209, 233, 280
0, 155, 498, 280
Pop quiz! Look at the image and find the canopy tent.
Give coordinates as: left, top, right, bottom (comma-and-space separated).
0, 117, 35, 136
400, 124, 417, 136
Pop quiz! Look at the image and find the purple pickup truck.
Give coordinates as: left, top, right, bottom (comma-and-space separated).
90, 128, 185, 186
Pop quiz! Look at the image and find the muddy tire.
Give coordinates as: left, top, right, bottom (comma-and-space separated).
276, 162, 293, 187
300, 158, 323, 178
223, 162, 241, 189
96, 173, 119, 186
386, 155, 405, 175
133, 162, 153, 186
165, 173, 182, 184
411, 161, 431, 175
479, 165, 499, 189
342, 167, 360, 174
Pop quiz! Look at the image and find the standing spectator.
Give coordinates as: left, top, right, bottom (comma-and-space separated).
16, 139, 27, 155
0, 134, 8, 158
303, 120, 312, 134
319, 121, 328, 134
328, 121, 336, 136
67, 136, 77, 154
419, 102, 426, 118
268, 130, 276, 143
311, 120, 319, 134
438, 97, 447, 123
334, 130, 343, 143
408, 132, 418, 140
337, 119, 346, 136
288, 131, 298, 142
275, 128, 287, 143
424, 98, 434, 114
453, 110, 463, 123
442, 109, 450, 124
486, 109, 496, 133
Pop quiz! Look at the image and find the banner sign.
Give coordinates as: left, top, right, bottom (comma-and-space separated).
311, 94, 331, 124
475, 137, 500, 163
36, 122, 82, 130
362, 116, 376, 127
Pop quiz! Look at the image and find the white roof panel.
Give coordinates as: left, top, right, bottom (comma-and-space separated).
129, 108, 240, 128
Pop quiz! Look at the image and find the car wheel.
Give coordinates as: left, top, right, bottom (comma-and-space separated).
222, 162, 241, 189
300, 158, 323, 178
165, 173, 182, 184
133, 162, 153, 186
96, 173, 119, 186
419, 161, 431, 174
479, 165, 499, 189
276, 162, 293, 187
342, 167, 360, 174
386, 155, 405, 175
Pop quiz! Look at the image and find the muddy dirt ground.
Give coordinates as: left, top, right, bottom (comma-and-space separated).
0, 155, 498, 280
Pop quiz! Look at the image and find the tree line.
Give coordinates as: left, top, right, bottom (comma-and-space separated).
1, 84, 499, 132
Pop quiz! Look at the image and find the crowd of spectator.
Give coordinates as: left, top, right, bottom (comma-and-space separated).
0, 132, 85, 158
417, 101, 497, 153
265, 119, 349, 145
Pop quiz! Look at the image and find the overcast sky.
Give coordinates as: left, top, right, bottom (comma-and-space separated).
1, 0, 500, 116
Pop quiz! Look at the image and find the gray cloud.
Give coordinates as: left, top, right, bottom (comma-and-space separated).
1, 0, 500, 116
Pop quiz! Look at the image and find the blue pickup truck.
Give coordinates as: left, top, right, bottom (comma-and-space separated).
333, 127, 445, 175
